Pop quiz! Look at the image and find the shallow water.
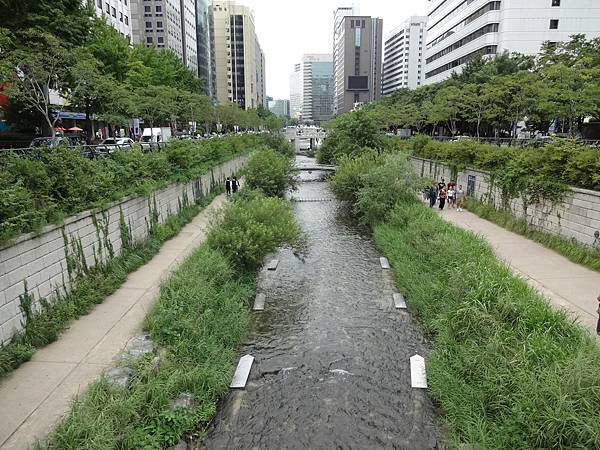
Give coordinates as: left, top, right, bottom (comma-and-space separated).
202, 157, 441, 450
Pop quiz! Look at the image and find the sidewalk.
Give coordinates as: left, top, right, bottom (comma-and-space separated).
0, 194, 226, 450
436, 207, 600, 333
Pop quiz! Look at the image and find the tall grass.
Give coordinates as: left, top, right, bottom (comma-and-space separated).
465, 198, 600, 272
373, 201, 600, 449
37, 192, 301, 449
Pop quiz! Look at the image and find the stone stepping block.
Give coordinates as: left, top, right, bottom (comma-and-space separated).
393, 293, 407, 309
230, 354, 254, 389
380, 257, 391, 269
266, 259, 279, 271
410, 354, 428, 389
253, 293, 265, 311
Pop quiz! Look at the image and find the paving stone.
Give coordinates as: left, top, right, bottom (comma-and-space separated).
253, 293, 265, 311
380, 257, 390, 269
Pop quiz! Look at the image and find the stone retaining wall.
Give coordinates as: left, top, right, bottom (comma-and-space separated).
411, 156, 600, 248
0, 156, 247, 345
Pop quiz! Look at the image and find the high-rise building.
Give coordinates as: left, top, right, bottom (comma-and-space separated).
289, 64, 302, 119
87, 0, 132, 41
424, 0, 600, 85
382, 16, 427, 95
301, 54, 334, 123
196, 0, 214, 96
130, 0, 198, 75
268, 99, 291, 118
333, 9, 383, 115
211, 1, 266, 109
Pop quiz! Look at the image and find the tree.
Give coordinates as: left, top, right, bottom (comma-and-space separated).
430, 86, 463, 136
2, 32, 75, 137
461, 83, 495, 138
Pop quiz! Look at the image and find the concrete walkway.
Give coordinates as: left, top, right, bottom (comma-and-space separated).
0, 194, 227, 450
436, 207, 600, 333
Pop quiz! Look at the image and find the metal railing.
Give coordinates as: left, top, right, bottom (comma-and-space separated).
0, 141, 170, 159
394, 135, 600, 148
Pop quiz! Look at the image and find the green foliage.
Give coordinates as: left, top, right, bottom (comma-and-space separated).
329, 150, 385, 202
465, 198, 600, 272
207, 191, 302, 269
0, 134, 273, 244
0, 191, 219, 378
373, 201, 600, 449
243, 148, 296, 197
38, 189, 301, 449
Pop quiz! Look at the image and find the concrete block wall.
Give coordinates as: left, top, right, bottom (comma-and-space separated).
0, 156, 247, 345
411, 156, 600, 248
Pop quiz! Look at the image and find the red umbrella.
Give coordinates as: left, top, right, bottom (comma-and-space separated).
55, 127, 66, 131
68, 126, 84, 132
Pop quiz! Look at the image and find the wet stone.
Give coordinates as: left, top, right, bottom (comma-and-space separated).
380, 257, 391, 269
230, 354, 254, 389
123, 334, 155, 359
105, 367, 134, 389
253, 293, 266, 311
393, 293, 407, 309
172, 393, 196, 410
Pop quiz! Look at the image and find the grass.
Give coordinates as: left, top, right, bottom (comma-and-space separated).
0, 191, 220, 378
465, 198, 600, 272
373, 200, 600, 449
36, 191, 300, 449
36, 245, 255, 450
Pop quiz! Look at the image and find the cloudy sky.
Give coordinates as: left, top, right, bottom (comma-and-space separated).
241, 0, 430, 99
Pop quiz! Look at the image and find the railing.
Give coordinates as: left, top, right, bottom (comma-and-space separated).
394, 135, 600, 148
0, 142, 169, 160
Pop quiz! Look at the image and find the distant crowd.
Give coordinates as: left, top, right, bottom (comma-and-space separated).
424, 179, 466, 211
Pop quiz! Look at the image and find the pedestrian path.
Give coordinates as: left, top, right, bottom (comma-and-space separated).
436, 207, 600, 334
0, 194, 227, 450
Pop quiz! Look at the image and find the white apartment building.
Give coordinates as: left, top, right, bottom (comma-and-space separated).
289, 63, 302, 118
88, 0, 133, 40
382, 16, 427, 95
424, 0, 600, 85
130, 0, 198, 75
211, 1, 266, 109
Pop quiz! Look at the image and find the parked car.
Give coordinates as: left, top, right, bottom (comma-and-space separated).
96, 137, 135, 153
29, 137, 71, 148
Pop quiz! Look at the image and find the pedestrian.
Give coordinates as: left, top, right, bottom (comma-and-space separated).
447, 185, 456, 209
437, 178, 446, 191
428, 185, 437, 208
232, 176, 240, 194
596, 293, 600, 336
456, 185, 466, 211
225, 177, 232, 196
438, 188, 447, 210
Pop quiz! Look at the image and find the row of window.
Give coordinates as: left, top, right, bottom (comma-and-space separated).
426, 23, 499, 65
97, 1, 129, 25
426, 45, 497, 79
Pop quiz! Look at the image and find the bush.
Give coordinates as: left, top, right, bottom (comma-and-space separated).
243, 147, 296, 197
0, 134, 276, 244
329, 150, 384, 202
207, 191, 301, 269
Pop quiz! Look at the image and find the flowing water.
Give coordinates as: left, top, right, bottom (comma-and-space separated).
203, 157, 441, 450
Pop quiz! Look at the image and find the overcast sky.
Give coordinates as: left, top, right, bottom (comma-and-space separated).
240, 0, 430, 99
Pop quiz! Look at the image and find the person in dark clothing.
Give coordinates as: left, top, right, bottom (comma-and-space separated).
428, 185, 437, 208
225, 177, 232, 196
232, 176, 240, 193
437, 178, 446, 191
596, 293, 600, 336
438, 188, 447, 210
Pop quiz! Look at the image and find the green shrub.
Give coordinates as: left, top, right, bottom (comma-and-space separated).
207, 191, 301, 269
243, 147, 296, 197
0, 134, 276, 244
329, 150, 384, 202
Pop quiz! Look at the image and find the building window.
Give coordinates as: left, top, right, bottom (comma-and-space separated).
145, 21, 152, 29
120, 12, 123, 22
157, 36, 164, 43
146, 36, 153, 44
144, 5, 151, 16
105, 2, 110, 13
552, 0, 560, 5
125, 15, 128, 25
550, 19, 559, 29
111, 6, 116, 17
157, 21, 163, 29
97, 0, 102, 7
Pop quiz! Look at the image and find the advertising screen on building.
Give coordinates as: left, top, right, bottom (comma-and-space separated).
347, 76, 368, 90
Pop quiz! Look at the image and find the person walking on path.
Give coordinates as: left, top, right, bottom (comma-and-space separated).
456, 185, 466, 211
447, 186, 456, 209
428, 185, 437, 208
225, 177, 232, 196
438, 188, 447, 210
596, 293, 600, 336
232, 176, 240, 194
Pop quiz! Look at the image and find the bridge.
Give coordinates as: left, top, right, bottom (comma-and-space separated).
296, 164, 336, 172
